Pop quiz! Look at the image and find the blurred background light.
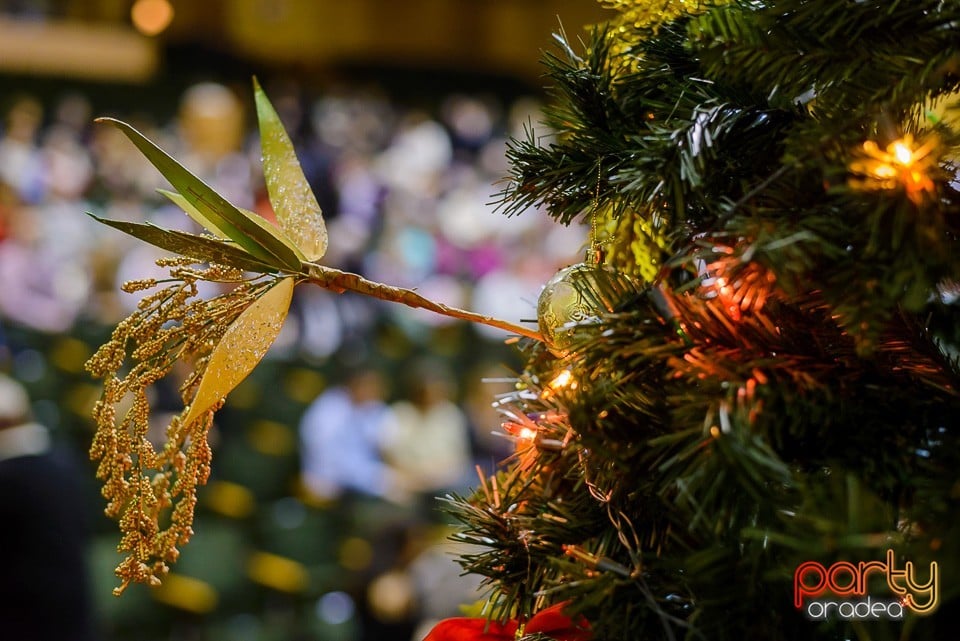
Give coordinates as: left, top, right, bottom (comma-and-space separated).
0, 2, 612, 640
131, 0, 174, 37
317, 590, 356, 625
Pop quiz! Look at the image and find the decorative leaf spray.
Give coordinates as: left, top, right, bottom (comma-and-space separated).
86, 80, 541, 594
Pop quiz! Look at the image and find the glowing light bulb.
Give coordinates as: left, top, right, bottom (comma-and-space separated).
849, 134, 938, 204
519, 427, 537, 441
873, 164, 897, 179
892, 140, 913, 166
549, 369, 573, 390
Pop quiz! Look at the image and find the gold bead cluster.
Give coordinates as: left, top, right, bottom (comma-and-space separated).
86, 258, 270, 595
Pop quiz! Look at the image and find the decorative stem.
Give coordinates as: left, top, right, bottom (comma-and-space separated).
302, 262, 543, 342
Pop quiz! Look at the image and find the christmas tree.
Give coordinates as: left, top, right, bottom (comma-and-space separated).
84, 1, 960, 639
429, 0, 960, 639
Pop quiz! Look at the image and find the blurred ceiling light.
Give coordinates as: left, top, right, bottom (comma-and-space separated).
131, 0, 174, 36
0, 18, 157, 81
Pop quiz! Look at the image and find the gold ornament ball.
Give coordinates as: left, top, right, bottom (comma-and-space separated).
537, 262, 630, 354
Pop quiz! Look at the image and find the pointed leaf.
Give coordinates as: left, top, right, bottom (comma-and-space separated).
159, 187, 306, 260
183, 276, 295, 426
253, 78, 328, 261
97, 117, 302, 271
239, 206, 306, 261
88, 213, 279, 273
157, 188, 230, 239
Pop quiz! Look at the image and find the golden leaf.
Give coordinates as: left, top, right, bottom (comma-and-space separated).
254, 78, 328, 261
182, 277, 294, 426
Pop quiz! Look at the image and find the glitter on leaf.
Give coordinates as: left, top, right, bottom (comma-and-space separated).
254, 77, 328, 261
86, 261, 291, 593
182, 275, 294, 426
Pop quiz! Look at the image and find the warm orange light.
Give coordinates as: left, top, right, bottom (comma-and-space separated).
131, 0, 174, 37
549, 369, 574, 390
702, 252, 776, 321
850, 134, 939, 203
518, 427, 537, 441
872, 164, 897, 179
892, 141, 913, 166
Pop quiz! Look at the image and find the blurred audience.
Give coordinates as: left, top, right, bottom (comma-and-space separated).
0, 81, 582, 347
382, 357, 472, 500
0, 78, 587, 641
299, 363, 406, 503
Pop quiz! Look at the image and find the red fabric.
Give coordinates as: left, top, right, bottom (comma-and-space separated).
423, 602, 591, 641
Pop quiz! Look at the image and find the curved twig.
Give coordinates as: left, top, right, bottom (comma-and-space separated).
302, 262, 544, 342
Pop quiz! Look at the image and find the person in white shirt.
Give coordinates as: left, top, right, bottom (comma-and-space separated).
299, 365, 407, 504
382, 358, 472, 498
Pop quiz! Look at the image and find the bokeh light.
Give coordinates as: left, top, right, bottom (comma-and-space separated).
131, 0, 174, 37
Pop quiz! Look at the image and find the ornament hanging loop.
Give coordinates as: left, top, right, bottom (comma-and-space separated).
588, 159, 604, 266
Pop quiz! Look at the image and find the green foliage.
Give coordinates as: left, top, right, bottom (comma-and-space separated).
453, 1, 960, 639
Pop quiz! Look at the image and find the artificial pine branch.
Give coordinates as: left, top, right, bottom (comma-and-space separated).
464, 1, 960, 639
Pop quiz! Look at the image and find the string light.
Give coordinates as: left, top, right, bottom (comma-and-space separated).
500, 415, 567, 452
518, 427, 538, 441
849, 134, 940, 203
700, 249, 777, 321
548, 369, 576, 391
892, 141, 913, 166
